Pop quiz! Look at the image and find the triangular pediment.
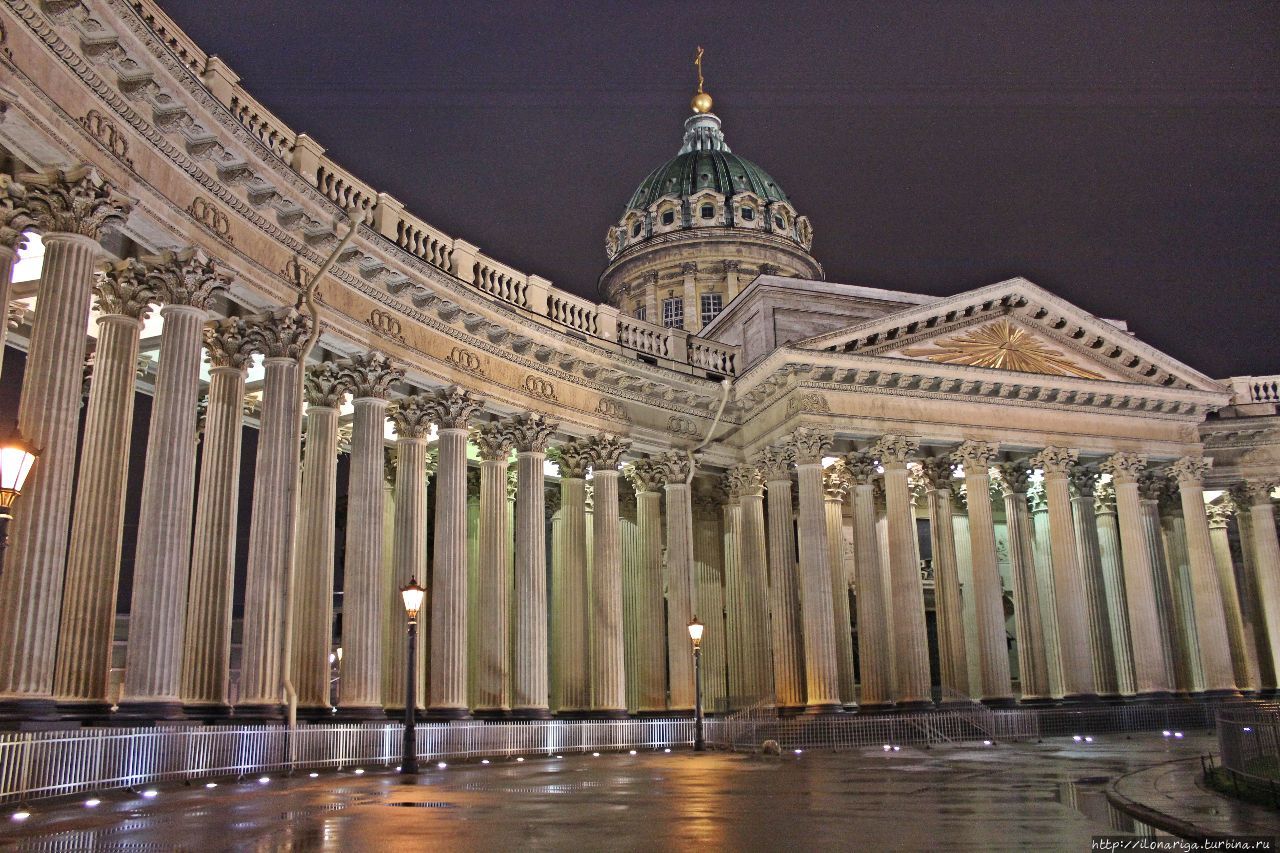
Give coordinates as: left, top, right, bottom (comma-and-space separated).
794, 277, 1226, 392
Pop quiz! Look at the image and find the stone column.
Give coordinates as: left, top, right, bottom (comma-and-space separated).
469, 421, 514, 716
292, 363, 350, 715
509, 414, 557, 718
658, 451, 697, 712
0, 177, 31, 380
693, 492, 728, 711
548, 439, 591, 715
1094, 484, 1137, 695
624, 459, 668, 713
844, 453, 894, 708
951, 442, 1014, 704
587, 435, 630, 716
1099, 453, 1172, 695
952, 497, 983, 698
1030, 448, 1097, 700
921, 457, 969, 702
1207, 502, 1260, 692
874, 436, 932, 707
788, 427, 842, 712
727, 466, 774, 705
1068, 467, 1121, 698
0, 168, 129, 720
721, 476, 745, 705
383, 396, 435, 712
823, 464, 858, 707
994, 462, 1051, 702
1028, 484, 1065, 698
120, 250, 228, 719
232, 307, 313, 719
423, 386, 483, 718
1139, 472, 1186, 690
335, 353, 403, 717
54, 261, 155, 716
1238, 482, 1280, 689
177, 317, 255, 715
758, 445, 805, 711
1232, 485, 1277, 690
1168, 457, 1239, 695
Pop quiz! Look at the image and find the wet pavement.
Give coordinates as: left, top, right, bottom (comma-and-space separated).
0, 732, 1264, 852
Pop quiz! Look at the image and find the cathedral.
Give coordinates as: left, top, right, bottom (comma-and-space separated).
0, 0, 1277, 733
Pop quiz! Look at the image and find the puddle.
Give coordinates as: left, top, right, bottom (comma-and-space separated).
1057, 780, 1164, 837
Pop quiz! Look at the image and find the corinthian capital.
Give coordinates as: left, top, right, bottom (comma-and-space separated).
585, 434, 631, 472
244, 305, 314, 359
624, 459, 666, 493
655, 450, 695, 485
1094, 481, 1117, 513
1070, 465, 1101, 497
471, 420, 514, 461
17, 166, 132, 239
725, 465, 764, 499
919, 457, 956, 491
1237, 481, 1277, 507
303, 362, 351, 407
1099, 452, 1148, 484
422, 384, 483, 429
549, 438, 592, 479
951, 440, 999, 472
1167, 455, 1212, 487
144, 247, 231, 309
788, 426, 833, 464
1207, 501, 1233, 528
754, 445, 794, 480
204, 315, 258, 370
93, 257, 156, 320
390, 394, 436, 440
842, 451, 879, 485
340, 351, 404, 399
506, 412, 558, 454
0, 174, 33, 250
824, 463, 852, 501
1136, 469, 1167, 502
872, 434, 919, 466
994, 462, 1032, 496
1029, 446, 1078, 477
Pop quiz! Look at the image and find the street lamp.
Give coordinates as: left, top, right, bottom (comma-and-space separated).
688, 616, 705, 752
400, 577, 426, 778
0, 429, 39, 573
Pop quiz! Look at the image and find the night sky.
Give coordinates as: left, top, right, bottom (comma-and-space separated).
159, 1, 1279, 378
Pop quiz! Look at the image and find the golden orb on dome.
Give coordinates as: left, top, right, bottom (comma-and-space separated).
691, 91, 713, 113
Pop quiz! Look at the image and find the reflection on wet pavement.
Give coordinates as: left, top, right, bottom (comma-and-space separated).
3, 733, 1204, 852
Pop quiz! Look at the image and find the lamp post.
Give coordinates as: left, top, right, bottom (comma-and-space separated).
0, 428, 40, 576
400, 577, 426, 778
688, 616, 705, 751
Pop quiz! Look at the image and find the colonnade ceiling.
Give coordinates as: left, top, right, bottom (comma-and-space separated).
0, 0, 740, 460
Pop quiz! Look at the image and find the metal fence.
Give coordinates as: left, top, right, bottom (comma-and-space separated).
1214, 705, 1280, 805
0, 718, 693, 804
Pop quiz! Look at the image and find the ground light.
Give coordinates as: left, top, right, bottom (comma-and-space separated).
309, 773, 319, 778
11, 810, 31, 821
258, 777, 270, 784
85, 799, 100, 808
141, 790, 158, 798
437, 762, 447, 769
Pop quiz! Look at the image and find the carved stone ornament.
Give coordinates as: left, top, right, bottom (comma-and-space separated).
303, 362, 352, 408
655, 450, 695, 485
204, 315, 258, 370
390, 394, 436, 440
872, 434, 919, 466
1099, 452, 1148, 484
423, 384, 484, 430
1027, 481, 1048, 513
144, 247, 231, 310
1136, 469, 1168, 502
506, 412, 558, 454
339, 350, 405, 400
244, 305, 314, 359
471, 420, 514, 461
624, 459, 667, 494
724, 465, 763, 500
0, 174, 34, 250
786, 392, 831, 417
1070, 465, 1101, 497
994, 462, 1033, 496
1029, 446, 1079, 478
1167, 455, 1212, 487
1239, 481, 1279, 506
823, 463, 852, 501
585, 434, 632, 472
93, 258, 156, 320
754, 445, 794, 481
548, 438, 592, 479
842, 451, 879, 485
16, 165, 132, 239
919, 457, 956, 491
951, 440, 1000, 472
1206, 501, 1233, 528
788, 426, 833, 465
1093, 481, 1117, 514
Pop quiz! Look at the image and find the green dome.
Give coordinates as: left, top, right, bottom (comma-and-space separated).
623, 114, 791, 213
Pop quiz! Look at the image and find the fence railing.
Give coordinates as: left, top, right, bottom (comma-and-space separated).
1214, 706, 1280, 805
0, 719, 693, 805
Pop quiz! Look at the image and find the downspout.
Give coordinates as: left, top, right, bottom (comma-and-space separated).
685, 377, 731, 484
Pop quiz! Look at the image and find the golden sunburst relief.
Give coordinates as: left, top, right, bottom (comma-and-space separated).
899, 319, 1105, 380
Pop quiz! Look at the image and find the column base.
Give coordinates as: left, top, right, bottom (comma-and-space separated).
0, 698, 76, 730
1131, 690, 1176, 702
632, 709, 674, 718
979, 697, 1018, 708
777, 705, 807, 717
297, 705, 339, 722
181, 704, 235, 724
424, 707, 470, 722
472, 708, 511, 721
855, 702, 897, 714
1194, 688, 1243, 700
56, 701, 116, 725
332, 705, 388, 722
801, 703, 845, 715
231, 703, 286, 723
113, 700, 188, 724
893, 699, 935, 711
1056, 693, 1102, 706
1017, 696, 1058, 707
937, 698, 980, 709
657, 708, 695, 719
508, 707, 552, 720
586, 708, 629, 719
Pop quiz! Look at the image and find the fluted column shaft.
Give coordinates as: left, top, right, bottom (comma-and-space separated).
764, 472, 805, 709
0, 234, 99, 709
1208, 510, 1260, 692
555, 474, 589, 712
429, 427, 470, 716
388, 435, 430, 710
180, 365, 247, 710
238, 357, 305, 712
850, 479, 893, 707
121, 304, 207, 713
474, 455, 511, 712
1071, 491, 1120, 696
736, 486, 774, 704
1000, 480, 1050, 701
795, 458, 842, 710
591, 469, 626, 714
1103, 457, 1172, 694
632, 487, 667, 712
824, 488, 857, 706
1095, 497, 1137, 695
664, 480, 696, 711
339, 398, 390, 713
957, 460, 1014, 702
925, 484, 968, 700
881, 458, 932, 705
1244, 492, 1280, 688
1029, 499, 1064, 698
513, 450, 551, 716
1035, 456, 1097, 699
722, 497, 746, 703
0, 243, 15, 381
294, 405, 339, 710
1144, 498, 1187, 689
55, 312, 144, 708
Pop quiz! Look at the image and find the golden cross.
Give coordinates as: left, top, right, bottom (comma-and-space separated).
695, 46, 705, 94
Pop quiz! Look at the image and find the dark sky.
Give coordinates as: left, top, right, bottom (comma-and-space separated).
159, 1, 1279, 378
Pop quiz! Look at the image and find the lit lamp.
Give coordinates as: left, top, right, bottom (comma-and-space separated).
688, 616, 705, 752
0, 430, 39, 572
400, 577, 426, 778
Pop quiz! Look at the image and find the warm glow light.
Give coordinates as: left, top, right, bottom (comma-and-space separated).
11, 810, 31, 821
687, 617, 704, 647
85, 798, 101, 807
141, 790, 158, 798
400, 578, 426, 620
0, 431, 39, 519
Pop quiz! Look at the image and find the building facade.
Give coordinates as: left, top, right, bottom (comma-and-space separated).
0, 0, 1277, 726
